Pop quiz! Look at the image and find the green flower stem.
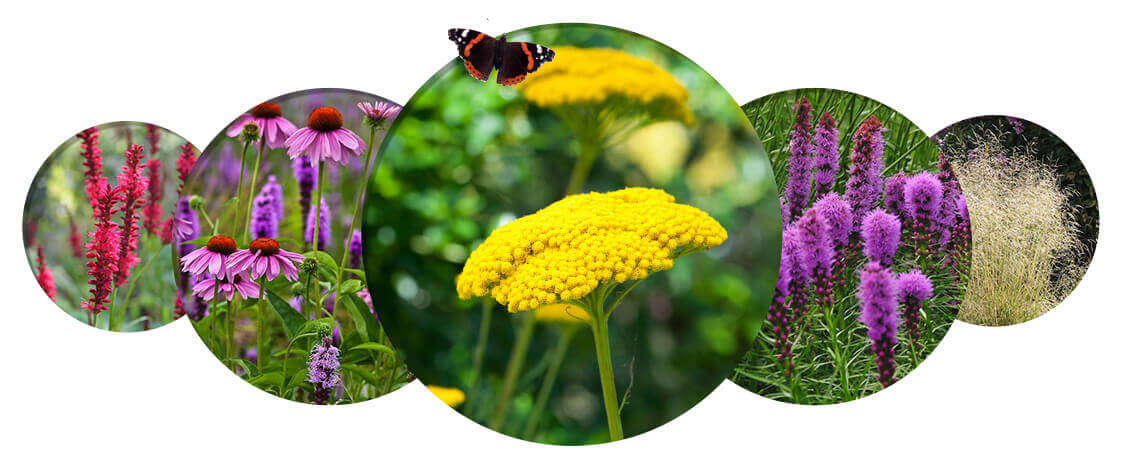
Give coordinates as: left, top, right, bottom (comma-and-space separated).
329, 125, 380, 324
256, 277, 267, 374
312, 161, 325, 254
522, 326, 576, 439
465, 298, 494, 416
241, 138, 268, 244
564, 129, 602, 196
195, 205, 217, 235
108, 287, 120, 331
119, 242, 166, 331
489, 311, 537, 430
233, 140, 252, 231
587, 302, 624, 441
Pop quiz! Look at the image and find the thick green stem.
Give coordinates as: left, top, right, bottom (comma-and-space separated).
588, 307, 624, 441
330, 126, 379, 324
465, 298, 493, 416
523, 327, 575, 439
564, 133, 602, 196
256, 277, 267, 374
489, 311, 537, 430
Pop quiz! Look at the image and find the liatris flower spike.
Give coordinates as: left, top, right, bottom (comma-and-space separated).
811, 111, 840, 196
228, 238, 305, 282
857, 261, 899, 387
845, 116, 886, 226
883, 172, 907, 216
305, 199, 330, 247
347, 229, 362, 269
896, 269, 933, 353
903, 171, 944, 253
769, 229, 798, 373
861, 209, 901, 267
174, 196, 199, 255
181, 235, 240, 280
262, 175, 284, 219
812, 193, 852, 249
358, 101, 402, 128
784, 97, 813, 222
192, 273, 261, 301
307, 335, 342, 405
285, 106, 367, 166
291, 156, 315, 229
796, 207, 835, 306
249, 191, 279, 239
226, 102, 298, 149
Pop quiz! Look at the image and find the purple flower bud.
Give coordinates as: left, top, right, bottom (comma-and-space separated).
896, 269, 933, 353
857, 261, 898, 387
812, 193, 852, 248
305, 198, 331, 248
331, 323, 341, 347
784, 98, 813, 222
861, 209, 901, 266
346, 229, 362, 269
811, 112, 840, 196
306, 335, 341, 405
845, 116, 886, 229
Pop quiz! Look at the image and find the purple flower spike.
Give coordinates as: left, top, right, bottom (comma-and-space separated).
292, 155, 315, 232
857, 261, 898, 387
896, 269, 933, 353
883, 172, 907, 216
262, 175, 284, 220
769, 229, 799, 375
779, 197, 790, 228
813, 193, 852, 248
796, 208, 835, 307
305, 198, 331, 248
903, 171, 944, 253
844, 116, 886, 229
811, 112, 840, 196
861, 209, 901, 266
306, 335, 341, 405
347, 229, 362, 269
784, 97, 813, 222
249, 191, 279, 240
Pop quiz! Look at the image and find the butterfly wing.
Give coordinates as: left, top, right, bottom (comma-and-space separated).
448, 28, 496, 81
496, 41, 555, 86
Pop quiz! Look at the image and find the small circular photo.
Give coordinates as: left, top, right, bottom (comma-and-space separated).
363, 23, 781, 444
934, 116, 1098, 326
23, 122, 198, 331
731, 89, 971, 404
177, 89, 406, 404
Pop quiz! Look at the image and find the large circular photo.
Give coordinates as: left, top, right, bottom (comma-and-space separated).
362, 23, 781, 444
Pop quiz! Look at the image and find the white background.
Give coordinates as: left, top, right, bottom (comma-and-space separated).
1, 1, 1130, 466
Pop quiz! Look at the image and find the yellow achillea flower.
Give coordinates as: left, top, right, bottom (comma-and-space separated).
517, 46, 693, 125
456, 187, 726, 312
427, 385, 466, 408
533, 303, 590, 326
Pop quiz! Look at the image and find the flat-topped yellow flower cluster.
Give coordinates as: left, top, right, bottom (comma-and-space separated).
457, 188, 726, 312
517, 47, 693, 125
533, 303, 590, 325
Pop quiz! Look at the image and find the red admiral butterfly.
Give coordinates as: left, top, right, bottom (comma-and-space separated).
447, 28, 555, 86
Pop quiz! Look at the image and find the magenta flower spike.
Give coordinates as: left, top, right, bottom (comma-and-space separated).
228, 238, 306, 282
113, 144, 149, 286
861, 209, 901, 267
84, 184, 121, 319
225, 102, 298, 149
857, 261, 899, 387
796, 207, 835, 307
895, 269, 933, 353
811, 111, 840, 196
77, 127, 104, 211
784, 97, 813, 222
844, 116, 886, 229
902, 171, 944, 254
285, 107, 367, 166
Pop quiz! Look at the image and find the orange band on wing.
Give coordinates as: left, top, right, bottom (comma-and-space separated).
463, 33, 485, 57
521, 42, 534, 70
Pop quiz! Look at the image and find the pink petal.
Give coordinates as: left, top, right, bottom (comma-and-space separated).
225, 115, 253, 137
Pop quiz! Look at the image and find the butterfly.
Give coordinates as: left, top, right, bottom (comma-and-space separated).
447, 28, 555, 86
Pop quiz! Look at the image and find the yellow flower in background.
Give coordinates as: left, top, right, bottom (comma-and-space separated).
534, 303, 591, 326
427, 385, 466, 408
611, 121, 691, 185
517, 46, 693, 125
456, 187, 727, 312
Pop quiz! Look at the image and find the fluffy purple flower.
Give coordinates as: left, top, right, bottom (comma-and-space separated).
305, 198, 331, 248
796, 208, 835, 306
844, 116, 886, 229
292, 155, 315, 232
883, 172, 907, 216
346, 229, 362, 268
784, 98, 813, 222
262, 175, 284, 220
857, 261, 898, 387
307, 335, 341, 405
811, 112, 840, 196
249, 192, 279, 240
812, 193, 852, 248
903, 171, 944, 253
769, 229, 798, 373
896, 269, 933, 353
861, 209, 901, 266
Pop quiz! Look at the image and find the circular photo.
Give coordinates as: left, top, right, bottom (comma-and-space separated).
178, 89, 406, 404
730, 89, 971, 404
23, 122, 198, 331
362, 23, 781, 444
934, 116, 1097, 326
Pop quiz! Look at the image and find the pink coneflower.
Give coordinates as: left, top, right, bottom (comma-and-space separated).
143, 159, 164, 234
228, 238, 305, 282
113, 144, 149, 286
192, 273, 261, 301
358, 101, 401, 127
285, 107, 367, 166
77, 127, 104, 210
35, 245, 56, 302
226, 102, 298, 149
176, 142, 197, 192
181, 235, 239, 279
84, 184, 122, 320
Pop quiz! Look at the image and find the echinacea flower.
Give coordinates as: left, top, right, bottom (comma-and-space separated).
427, 385, 466, 408
857, 261, 898, 387
225, 102, 298, 149
191, 273, 261, 301
861, 209, 901, 267
113, 144, 149, 286
305, 199, 330, 248
845, 116, 886, 227
895, 269, 933, 352
180, 235, 239, 279
784, 97, 813, 222
307, 335, 341, 405
358, 101, 402, 128
811, 112, 840, 196
285, 106, 367, 166
228, 238, 305, 282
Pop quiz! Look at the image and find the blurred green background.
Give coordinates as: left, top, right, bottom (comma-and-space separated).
362, 24, 780, 444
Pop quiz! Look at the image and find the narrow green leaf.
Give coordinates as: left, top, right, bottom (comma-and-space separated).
341, 364, 382, 387
264, 289, 307, 340
349, 342, 396, 357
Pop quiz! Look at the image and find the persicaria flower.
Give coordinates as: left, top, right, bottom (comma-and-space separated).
113, 144, 149, 286
69, 217, 83, 258
307, 335, 341, 405
285, 106, 367, 166
358, 101, 402, 128
142, 159, 164, 234
35, 245, 56, 302
857, 261, 898, 387
305, 199, 331, 248
226, 102, 298, 149
784, 97, 813, 222
181, 235, 239, 279
811, 111, 840, 196
844, 116, 886, 228
77, 127, 104, 210
192, 273, 261, 301
228, 238, 306, 282
861, 209, 901, 266
895, 269, 933, 353
176, 142, 197, 192
456, 188, 727, 312
84, 184, 122, 316
145, 124, 161, 155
